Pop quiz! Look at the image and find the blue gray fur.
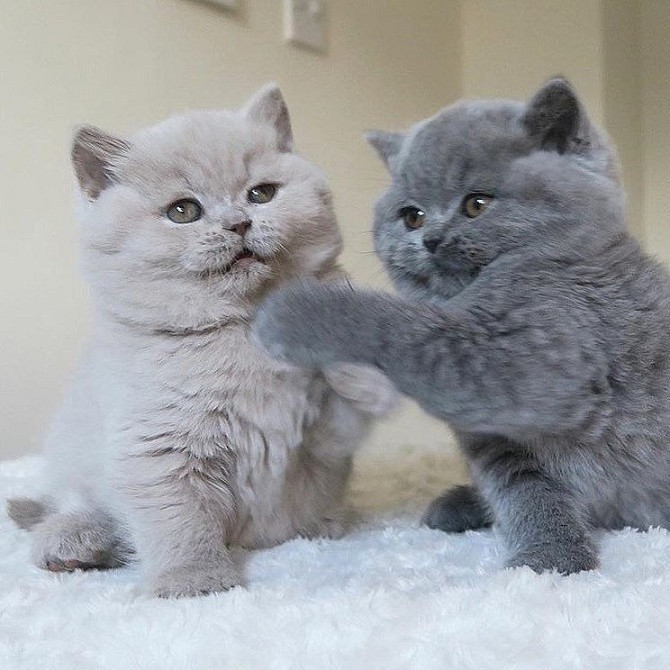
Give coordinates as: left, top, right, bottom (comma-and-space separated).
254, 78, 670, 574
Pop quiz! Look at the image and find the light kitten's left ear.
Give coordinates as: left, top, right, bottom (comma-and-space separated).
243, 83, 293, 152
71, 125, 130, 199
522, 77, 585, 154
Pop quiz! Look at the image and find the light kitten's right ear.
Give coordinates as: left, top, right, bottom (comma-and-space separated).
71, 126, 130, 199
365, 131, 404, 169
242, 83, 293, 152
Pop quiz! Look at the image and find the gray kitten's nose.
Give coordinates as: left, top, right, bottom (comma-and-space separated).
423, 235, 441, 254
224, 220, 251, 237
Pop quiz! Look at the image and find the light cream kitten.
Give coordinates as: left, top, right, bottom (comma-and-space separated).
8, 85, 397, 598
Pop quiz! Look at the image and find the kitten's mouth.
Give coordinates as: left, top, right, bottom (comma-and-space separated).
230, 249, 266, 270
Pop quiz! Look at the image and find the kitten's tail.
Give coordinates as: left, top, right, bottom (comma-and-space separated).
6, 497, 51, 530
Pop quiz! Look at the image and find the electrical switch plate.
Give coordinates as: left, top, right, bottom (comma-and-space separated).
199, 0, 238, 9
284, 0, 328, 53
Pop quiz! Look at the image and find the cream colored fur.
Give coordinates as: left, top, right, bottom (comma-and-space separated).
8, 85, 397, 597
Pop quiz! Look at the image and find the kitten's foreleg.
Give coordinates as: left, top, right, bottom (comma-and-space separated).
118, 449, 242, 598
254, 280, 605, 440
472, 446, 598, 574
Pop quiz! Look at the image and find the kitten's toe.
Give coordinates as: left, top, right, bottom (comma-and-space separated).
150, 561, 243, 599
32, 510, 132, 572
422, 485, 493, 533
506, 542, 598, 575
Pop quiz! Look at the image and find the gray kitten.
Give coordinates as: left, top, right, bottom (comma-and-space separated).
7, 85, 396, 597
253, 78, 670, 574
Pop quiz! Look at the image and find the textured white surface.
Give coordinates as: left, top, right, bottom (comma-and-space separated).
2, 449, 670, 669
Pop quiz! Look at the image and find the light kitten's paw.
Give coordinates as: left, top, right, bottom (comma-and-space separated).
150, 562, 243, 599
323, 364, 399, 416
422, 485, 492, 533
32, 510, 132, 572
252, 280, 343, 367
506, 541, 598, 575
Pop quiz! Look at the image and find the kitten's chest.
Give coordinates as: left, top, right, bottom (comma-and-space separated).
108, 325, 325, 450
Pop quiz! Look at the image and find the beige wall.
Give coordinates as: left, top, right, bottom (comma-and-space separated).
0, 0, 460, 459
641, 0, 670, 263
461, 0, 646, 238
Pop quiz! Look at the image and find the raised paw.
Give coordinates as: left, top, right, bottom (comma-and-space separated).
506, 540, 598, 575
323, 364, 399, 416
422, 485, 493, 533
150, 561, 243, 599
253, 280, 361, 368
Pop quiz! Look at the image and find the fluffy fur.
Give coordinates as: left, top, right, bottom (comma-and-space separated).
254, 78, 670, 574
7, 85, 396, 597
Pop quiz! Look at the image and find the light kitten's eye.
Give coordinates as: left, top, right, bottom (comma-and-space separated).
166, 198, 202, 224
462, 193, 493, 218
248, 183, 277, 204
399, 206, 426, 230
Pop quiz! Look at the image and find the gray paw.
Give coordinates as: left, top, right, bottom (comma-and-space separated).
252, 280, 343, 367
422, 485, 493, 533
150, 561, 243, 599
506, 541, 598, 575
32, 511, 132, 571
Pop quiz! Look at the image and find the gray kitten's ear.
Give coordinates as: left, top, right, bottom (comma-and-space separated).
522, 77, 583, 154
71, 126, 130, 199
365, 131, 404, 168
243, 83, 293, 152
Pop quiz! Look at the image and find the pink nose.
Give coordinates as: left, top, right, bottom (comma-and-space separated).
228, 220, 251, 237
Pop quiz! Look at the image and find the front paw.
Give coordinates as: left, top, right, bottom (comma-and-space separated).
253, 280, 342, 367
506, 540, 598, 575
422, 485, 492, 533
323, 364, 399, 416
150, 561, 243, 598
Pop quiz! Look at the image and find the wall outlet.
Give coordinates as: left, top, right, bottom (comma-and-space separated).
284, 0, 328, 53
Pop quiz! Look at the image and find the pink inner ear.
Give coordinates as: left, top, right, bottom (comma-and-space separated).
71, 127, 129, 199
243, 85, 294, 153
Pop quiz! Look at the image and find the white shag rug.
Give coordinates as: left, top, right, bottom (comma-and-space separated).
2, 447, 670, 670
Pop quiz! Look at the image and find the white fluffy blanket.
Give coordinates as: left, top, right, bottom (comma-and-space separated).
2, 448, 669, 670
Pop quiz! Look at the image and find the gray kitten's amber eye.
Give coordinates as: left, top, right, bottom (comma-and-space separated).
248, 183, 277, 204
462, 193, 493, 218
166, 198, 202, 224
400, 206, 426, 230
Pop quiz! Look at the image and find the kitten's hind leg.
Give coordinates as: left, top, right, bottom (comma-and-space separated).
422, 485, 493, 532
31, 508, 133, 572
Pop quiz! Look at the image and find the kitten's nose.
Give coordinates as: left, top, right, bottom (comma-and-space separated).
423, 235, 441, 254
224, 219, 251, 237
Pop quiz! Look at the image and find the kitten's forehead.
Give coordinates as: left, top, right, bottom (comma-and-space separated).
398, 100, 530, 198
121, 110, 276, 191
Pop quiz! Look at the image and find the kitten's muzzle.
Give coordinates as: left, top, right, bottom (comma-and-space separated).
423, 234, 441, 254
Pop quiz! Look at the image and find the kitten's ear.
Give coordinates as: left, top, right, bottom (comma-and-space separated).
71, 126, 130, 199
522, 77, 583, 154
243, 83, 293, 152
365, 131, 404, 169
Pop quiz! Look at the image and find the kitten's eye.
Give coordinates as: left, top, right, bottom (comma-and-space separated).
248, 183, 277, 204
462, 193, 493, 218
166, 198, 202, 224
399, 206, 426, 230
